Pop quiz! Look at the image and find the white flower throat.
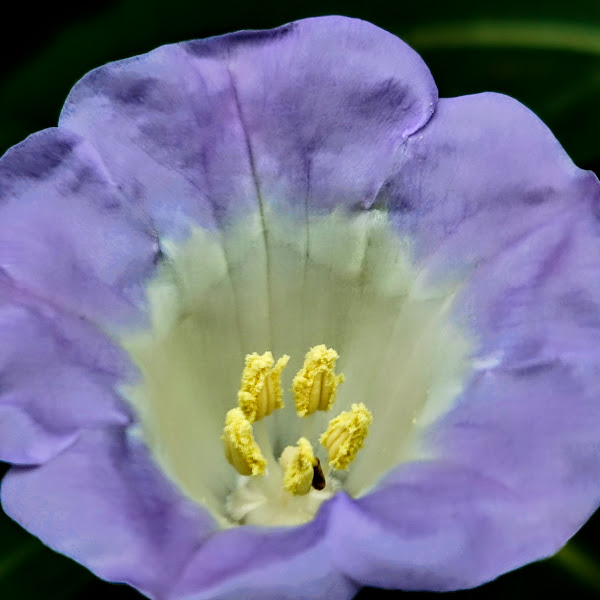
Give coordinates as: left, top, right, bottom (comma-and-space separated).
117, 209, 473, 528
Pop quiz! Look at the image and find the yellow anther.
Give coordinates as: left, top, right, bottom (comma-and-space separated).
222, 408, 267, 476
292, 345, 345, 417
279, 437, 318, 496
238, 352, 290, 423
320, 403, 373, 470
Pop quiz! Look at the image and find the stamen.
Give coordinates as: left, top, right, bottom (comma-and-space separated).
279, 437, 318, 496
292, 345, 345, 417
222, 408, 267, 476
320, 403, 373, 470
238, 352, 289, 423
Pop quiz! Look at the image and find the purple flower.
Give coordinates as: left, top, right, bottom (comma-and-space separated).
1, 14, 600, 600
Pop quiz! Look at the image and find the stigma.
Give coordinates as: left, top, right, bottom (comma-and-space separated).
222, 346, 373, 523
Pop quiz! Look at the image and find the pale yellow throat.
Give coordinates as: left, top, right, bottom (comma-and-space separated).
117, 209, 474, 529
222, 345, 372, 501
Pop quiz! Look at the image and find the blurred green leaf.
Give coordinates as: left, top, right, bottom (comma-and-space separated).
405, 20, 600, 52
553, 542, 600, 591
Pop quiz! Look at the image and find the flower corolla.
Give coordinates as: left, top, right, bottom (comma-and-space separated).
1, 15, 600, 600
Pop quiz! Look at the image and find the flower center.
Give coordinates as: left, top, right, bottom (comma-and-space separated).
222, 346, 372, 525
116, 208, 474, 529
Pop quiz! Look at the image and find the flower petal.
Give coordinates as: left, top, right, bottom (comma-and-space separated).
0, 127, 159, 463
1, 426, 356, 600
171, 495, 357, 600
329, 463, 530, 591
323, 92, 600, 590
329, 363, 600, 591
0, 427, 213, 599
59, 16, 437, 236
0, 128, 158, 324
0, 274, 134, 464
384, 93, 597, 277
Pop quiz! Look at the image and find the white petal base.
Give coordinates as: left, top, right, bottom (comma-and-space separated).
226, 468, 340, 527
116, 206, 473, 526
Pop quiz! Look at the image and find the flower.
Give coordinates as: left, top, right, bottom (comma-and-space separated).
1, 14, 600, 600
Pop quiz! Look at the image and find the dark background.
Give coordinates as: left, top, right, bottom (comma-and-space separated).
2, 1, 600, 598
